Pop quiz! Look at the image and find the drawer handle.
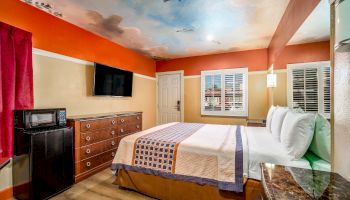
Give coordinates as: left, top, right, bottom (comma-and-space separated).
86, 124, 91, 129
86, 162, 91, 167
120, 128, 124, 133
111, 152, 115, 157
86, 149, 91, 154
136, 125, 140, 129
86, 136, 91, 141
111, 130, 115, 135
111, 141, 115, 146
111, 120, 116, 125
137, 116, 140, 120
121, 119, 125, 123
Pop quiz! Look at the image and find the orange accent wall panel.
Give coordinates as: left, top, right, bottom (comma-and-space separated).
268, 0, 320, 67
156, 49, 268, 76
274, 41, 330, 69
156, 42, 329, 75
0, 187, 13, 200
0, 0, 156, 77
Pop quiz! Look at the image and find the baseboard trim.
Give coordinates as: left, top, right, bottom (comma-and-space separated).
0, 187, 13, 200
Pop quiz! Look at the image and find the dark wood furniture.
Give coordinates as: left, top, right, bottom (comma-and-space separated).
247, 119, 266, 127
261, 163, 350, 200
116, 169, 263, 200
67, 111, 142, 182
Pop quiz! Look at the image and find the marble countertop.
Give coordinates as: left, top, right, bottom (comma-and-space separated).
261, 163, 350, 200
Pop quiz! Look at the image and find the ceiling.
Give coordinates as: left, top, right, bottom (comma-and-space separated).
21, 0, 329, 60
288, 0, 330, 45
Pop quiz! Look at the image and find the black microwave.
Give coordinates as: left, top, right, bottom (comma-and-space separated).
14, 108, 67, 130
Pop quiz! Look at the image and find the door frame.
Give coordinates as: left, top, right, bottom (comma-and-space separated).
156, 70, 184, 125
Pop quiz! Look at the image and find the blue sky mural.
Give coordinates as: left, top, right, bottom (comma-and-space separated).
21, 0, 327, 60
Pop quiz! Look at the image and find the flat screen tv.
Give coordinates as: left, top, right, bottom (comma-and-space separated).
93, 63, 133, 97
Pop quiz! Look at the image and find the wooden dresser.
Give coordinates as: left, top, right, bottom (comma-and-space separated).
67, 111, 142, 182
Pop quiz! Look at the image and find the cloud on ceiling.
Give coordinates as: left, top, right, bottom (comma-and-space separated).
21, 0, 297, 60
85, 10, 170, 59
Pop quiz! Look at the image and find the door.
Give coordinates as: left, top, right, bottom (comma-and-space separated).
157, 73, 182, 124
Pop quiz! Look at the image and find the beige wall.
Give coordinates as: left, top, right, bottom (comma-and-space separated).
0, 54, 157, 192
33, 54, 156, 129
272, 71, 288, 107
0, 161, 12, 191
183, 73, 270, 125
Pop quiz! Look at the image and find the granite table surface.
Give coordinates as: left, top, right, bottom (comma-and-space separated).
261, 163, 350, 200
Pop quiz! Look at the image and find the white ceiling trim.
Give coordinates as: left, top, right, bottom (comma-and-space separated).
32, 48, 93, 65
32, 48, 156, 80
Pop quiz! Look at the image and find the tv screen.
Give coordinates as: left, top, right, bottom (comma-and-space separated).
94, 63, 133, 97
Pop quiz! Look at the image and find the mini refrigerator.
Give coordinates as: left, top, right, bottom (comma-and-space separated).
13, 126, 74, 200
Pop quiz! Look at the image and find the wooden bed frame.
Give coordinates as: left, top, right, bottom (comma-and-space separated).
114, 169, 263, 200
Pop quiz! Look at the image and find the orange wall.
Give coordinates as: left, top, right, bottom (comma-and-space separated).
274, 41, 330, 69
156, 49, 268, 76
156, 42, 329, 75
0, 0, 156, 77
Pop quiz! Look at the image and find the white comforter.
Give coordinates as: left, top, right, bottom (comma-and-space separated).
112, 122, 245, 192
112, 123, 311, 186
245, 126, 311, 180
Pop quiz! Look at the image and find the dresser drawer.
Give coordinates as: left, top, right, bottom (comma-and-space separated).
76, 148, 117, 174
80, 128, 117, 146
117, 114, 142, 125
119, 123, 142, 137
80, 138, 119, 160
80, 117, 117, 132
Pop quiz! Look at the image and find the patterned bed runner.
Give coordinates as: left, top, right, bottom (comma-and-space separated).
112, 123, 244, 192
132, 123, 204, 173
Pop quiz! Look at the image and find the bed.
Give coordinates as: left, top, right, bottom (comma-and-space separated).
111, 122, 312, 199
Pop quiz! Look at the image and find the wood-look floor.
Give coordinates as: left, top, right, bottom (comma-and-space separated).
50, 169, 154, 200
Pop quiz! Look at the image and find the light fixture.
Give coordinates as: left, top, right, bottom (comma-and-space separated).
335, 0, 350, 52
206, 34, 214, 41
267, 73, 277, 88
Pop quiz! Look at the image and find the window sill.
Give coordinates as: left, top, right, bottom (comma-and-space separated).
200, 114, 248, 119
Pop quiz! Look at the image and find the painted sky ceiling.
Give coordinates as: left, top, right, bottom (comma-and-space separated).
21, 0, 328, 60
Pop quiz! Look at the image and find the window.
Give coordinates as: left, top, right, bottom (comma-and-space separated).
287, 61, 331, 118
201, 68, 248, 116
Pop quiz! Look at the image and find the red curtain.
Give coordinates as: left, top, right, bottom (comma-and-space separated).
0, 22, 33, 158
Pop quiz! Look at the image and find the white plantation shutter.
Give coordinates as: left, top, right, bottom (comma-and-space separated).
322, 66, 331, 117
201, 68, 248, 116
287, 61, 331, 118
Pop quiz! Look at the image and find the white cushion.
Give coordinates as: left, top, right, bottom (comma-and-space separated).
308, 114, 331, 162
266, 106, 276, 133
280, 111, 316, 159
270, 107, 289, 142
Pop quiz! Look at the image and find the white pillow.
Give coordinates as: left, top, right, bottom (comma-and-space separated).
266, 106, 276, 133
280, 111, 316, 159
270, 107, 289, 142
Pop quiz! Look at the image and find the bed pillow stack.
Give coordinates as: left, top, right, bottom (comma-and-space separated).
308, 114, 331, 162
266, 105, 276, 132
270, 107, 289, 141
280, 111, 316, 159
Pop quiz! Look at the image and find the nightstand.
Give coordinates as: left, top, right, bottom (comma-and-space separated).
260, 163, 350, 200
247, 119, 266, 127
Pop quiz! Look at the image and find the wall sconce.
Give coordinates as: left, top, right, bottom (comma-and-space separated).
267, 73, 277, 88
335, 0, 350, 52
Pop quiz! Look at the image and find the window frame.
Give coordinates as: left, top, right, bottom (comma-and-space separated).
200, 68, 248, 117
287, 61, 331, 118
